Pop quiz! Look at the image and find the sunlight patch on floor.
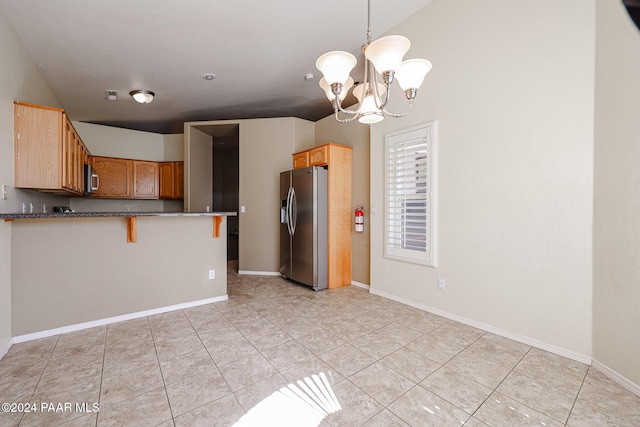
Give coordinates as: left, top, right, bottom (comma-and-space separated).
234, 372, 341, 427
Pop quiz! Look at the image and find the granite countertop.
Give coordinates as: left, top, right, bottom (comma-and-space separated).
0, 211, 237, 220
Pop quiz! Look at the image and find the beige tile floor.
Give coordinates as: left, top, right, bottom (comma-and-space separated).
1, 263, 639, 426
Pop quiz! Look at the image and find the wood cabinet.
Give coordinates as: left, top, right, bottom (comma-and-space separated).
309, 145, 329, 166
92, 157, 133, 198
159, 161, 184, 199
292, 142, 353, 289
292, 151, 309, 169
14, 102, 89, 196
92, 157, 163, 199
133, 160, 159, 199
62, 116, 91, 194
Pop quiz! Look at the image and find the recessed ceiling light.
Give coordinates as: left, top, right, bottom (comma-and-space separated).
304, 73, 315, 80
202, 73, 216, 81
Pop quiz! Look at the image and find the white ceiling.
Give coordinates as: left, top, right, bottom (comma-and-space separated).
0, 0, 432, 134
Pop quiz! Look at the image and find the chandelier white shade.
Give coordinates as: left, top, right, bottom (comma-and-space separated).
315, 0, 431, 124
315, 51, 357, 86
130, 90, 155, 104
364, 35, 411, 75
396, 59, 432, 91
320, 77, 354, 101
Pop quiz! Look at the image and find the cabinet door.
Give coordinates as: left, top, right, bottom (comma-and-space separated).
292, 152, 309, 169
62, 118, 85, 194
92, 157, 133, 198
159, 162, 173, 198
133, 161, 159, 199
159, 162, 184, 199
173, 162, 184, 199
309, 146, 328, 166
14, 103, 62, 190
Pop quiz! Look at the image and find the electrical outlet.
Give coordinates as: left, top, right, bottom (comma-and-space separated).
437, 277, 445, 290
1, 185, 7, 200
208, 269, 216, 280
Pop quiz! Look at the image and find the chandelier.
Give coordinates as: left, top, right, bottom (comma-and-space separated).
315, 0, 432, 124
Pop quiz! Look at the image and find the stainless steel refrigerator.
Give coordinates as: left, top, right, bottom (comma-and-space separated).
280, 166, 328, 291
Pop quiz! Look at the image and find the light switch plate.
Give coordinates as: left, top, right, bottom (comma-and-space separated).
1, 185, 7, 200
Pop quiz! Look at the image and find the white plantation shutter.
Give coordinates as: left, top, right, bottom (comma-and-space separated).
384, 122, 437, 266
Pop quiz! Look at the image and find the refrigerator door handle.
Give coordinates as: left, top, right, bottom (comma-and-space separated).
286, 187, 294, 236
290, 187, 297, 235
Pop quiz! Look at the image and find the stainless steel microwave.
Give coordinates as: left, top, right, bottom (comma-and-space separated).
84, 164, 99, 195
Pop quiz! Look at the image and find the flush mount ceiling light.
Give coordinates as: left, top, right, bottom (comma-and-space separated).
130, 90, 155, 104
315, 0, 432, 124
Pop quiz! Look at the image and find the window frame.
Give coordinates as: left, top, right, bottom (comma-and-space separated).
384, 121, 437, 267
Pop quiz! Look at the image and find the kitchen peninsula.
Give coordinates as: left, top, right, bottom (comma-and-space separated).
2, 211, 235, 339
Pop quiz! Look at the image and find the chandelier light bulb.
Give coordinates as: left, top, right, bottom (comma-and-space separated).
364, 35, 411, 75
315, 51, 357, 86
396, 59, 433, 91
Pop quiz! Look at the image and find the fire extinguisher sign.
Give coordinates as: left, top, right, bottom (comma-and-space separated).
355, 206, 364, 233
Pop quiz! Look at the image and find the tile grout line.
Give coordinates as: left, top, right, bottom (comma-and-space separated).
17, 334, 61, 427
563, 364, 591, 426
94, 327, 107, 427
147, 315, 176, 426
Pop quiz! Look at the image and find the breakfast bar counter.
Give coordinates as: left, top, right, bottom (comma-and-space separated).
4, 213, 235, 338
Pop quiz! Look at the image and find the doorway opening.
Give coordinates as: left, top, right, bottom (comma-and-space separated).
186, 123, 240, 263
213, 135, 239, 260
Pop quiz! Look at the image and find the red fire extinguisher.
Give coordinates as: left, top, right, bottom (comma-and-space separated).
355, 206, 364, 233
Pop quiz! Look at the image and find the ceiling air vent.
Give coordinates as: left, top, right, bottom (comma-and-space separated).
106, 90, 118, 101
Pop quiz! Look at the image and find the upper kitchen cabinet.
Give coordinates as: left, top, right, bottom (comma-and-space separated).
159, 161, 184, 199
292, 151, 309, 169
133, 160, 159, 199
14, 102, 90, 195
92, 157, 163, 199
92, 156, 133, 198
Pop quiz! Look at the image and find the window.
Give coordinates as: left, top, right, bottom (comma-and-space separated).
384, 121, 437, 266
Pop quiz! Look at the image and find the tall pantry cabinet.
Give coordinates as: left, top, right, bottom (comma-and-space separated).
292, 142, 352, 289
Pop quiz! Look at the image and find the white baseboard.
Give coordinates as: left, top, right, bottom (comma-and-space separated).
0, 337, 13, 360
351, 280, 370, 289
12, 295, 228, 344
238, 270, 281, 276
592, 359, 640, 397
369, 287, 592, 365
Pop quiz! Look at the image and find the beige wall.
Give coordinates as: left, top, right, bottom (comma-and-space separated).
593, 1, 640, 386
163, 133, 184, 161
315, 117, 370, 285
294, 118, 316, 152
369, 0, 595, 360
11, 216, 227, 335
74, 121, 165, 161
188, 127, 214, 212
238, 118, 303, 272
185, 118, 312, 273
0, 11, 61, 354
